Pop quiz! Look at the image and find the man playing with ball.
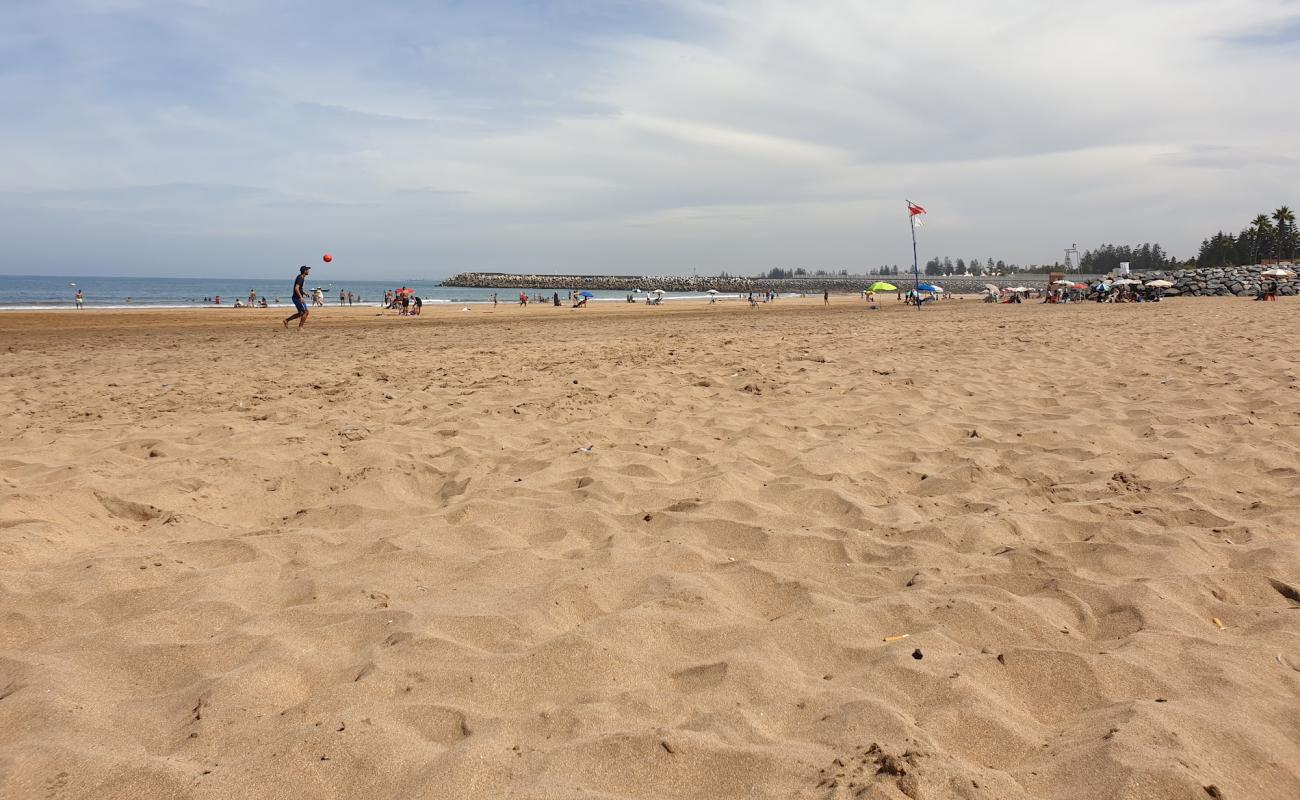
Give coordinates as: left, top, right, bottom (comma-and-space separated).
283, 265, 311, 330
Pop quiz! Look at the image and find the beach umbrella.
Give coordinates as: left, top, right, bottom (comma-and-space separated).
651, 289, 665, 295
917, 283, 941, 292
1146, 279, 1174, 288
983, 283, 1000, 293
705, 289, 720, 294
579, 290, 594, 298
868, 282, 897, 292
1071, 282, 1088, 289
1113, 278, 1141, 285
1261, 268, 1295, 277
1053, 279, 1073, 286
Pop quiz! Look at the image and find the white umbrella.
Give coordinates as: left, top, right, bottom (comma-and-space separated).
1052, 279, 1073, 286
1146, 279, 1174, 288
705, 289, 720, 294
1261, 268, 1295, 277
984, 283, 1000, 293
1112, 278, 1141, 285
651, 289, 665, 295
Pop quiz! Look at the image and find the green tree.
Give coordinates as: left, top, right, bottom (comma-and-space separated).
1273, 206, 1296, 260
1250, 214, 1274, 264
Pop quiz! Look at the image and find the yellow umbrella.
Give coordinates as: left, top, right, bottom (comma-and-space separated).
868, 282, 897, 292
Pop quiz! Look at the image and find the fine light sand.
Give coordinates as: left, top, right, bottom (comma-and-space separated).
1, 297, 1298, 799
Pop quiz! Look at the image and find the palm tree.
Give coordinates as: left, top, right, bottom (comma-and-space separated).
1273, 206, 1296, 261
1251, 213, 1275, 264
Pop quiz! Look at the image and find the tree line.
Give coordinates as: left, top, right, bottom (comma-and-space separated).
1195, 206, 1297, 268
747, 205, 1295, 278
1077, 243, 1179, 274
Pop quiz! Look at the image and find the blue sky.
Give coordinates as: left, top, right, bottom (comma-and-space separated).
3, 0, 1300, 279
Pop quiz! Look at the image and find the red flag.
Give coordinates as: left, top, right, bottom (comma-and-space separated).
907, 201, 926, 217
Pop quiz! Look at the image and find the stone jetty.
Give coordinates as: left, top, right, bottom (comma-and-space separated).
441, 272, 1073, 294
1115, 263, 1298, 296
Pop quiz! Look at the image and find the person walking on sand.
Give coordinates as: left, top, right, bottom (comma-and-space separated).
284, 265, 312, 330
492, 292, 498, 308
823, 289, 829, 306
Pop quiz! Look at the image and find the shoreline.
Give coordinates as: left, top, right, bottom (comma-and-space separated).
0, 293, 837, 313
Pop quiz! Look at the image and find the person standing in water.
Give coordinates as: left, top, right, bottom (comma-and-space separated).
74, 289, 84, 309
284, 265, 311, 330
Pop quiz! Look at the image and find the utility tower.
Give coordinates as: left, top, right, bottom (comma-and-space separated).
1063, 243, 1080, 273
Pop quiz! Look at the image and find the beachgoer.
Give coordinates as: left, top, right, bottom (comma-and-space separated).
74, 289, 84, 309
347, 291, 354, 306
492, 292, 498, 308
823, 289, 829, 305
519, 292, 528, 306
214, 295, 221, 305
312, 288, 324, 307
284, 265, 311, 330
339, 289, 346, 305
249, 289, 256, 307
553, 292, 560, 306
411, 295, 422, 315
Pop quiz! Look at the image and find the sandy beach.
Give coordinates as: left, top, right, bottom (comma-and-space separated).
1, 296, 1298, 799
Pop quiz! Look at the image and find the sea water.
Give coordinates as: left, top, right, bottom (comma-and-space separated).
0, 275, 730, 310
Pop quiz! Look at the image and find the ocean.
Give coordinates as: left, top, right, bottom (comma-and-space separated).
0, 275, 731, 310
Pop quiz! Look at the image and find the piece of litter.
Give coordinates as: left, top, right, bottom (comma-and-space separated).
883, 634, 910, 642
573, 445, 594, 454
1212, 617, 1225, 629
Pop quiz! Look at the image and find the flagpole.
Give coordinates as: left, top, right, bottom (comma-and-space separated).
908, 200, 921, 311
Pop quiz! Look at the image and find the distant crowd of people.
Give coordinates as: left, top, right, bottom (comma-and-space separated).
384, 287, 423, 315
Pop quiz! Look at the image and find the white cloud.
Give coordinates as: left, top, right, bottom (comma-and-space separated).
2, 0, 1300, 277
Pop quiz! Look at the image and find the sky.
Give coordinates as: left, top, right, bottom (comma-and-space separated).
2, 0, 1300, 280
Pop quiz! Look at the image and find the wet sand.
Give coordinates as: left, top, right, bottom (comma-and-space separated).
1, 297, 1298, 799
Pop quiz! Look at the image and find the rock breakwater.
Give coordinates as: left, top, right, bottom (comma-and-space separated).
441, 272, 1071, 294
1120, 264, 1298, 296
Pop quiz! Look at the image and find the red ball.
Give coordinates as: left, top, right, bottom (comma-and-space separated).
322, 253, 333, 263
